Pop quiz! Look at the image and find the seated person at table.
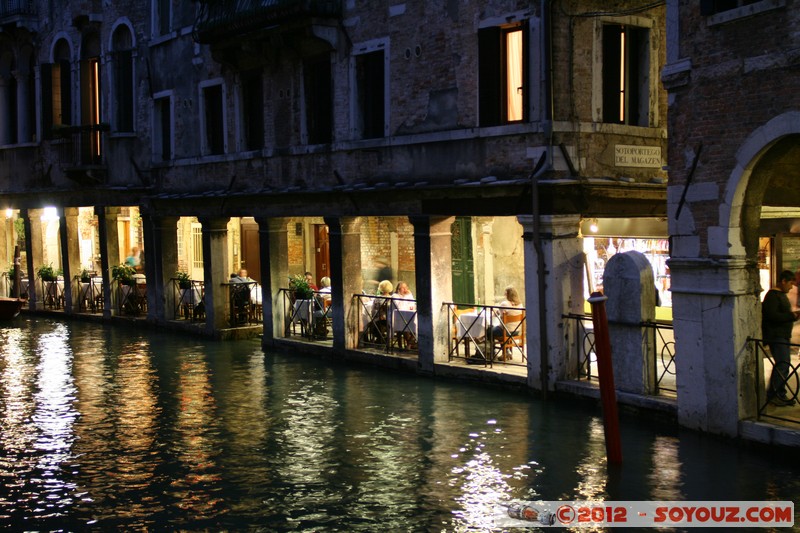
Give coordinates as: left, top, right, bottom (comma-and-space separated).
393, 281, 416, 311
487, 286, 523, 340
313, 277, 332, 337
230, 269, 253, 324
305, 271, 319, 291
367, 280, 394, 341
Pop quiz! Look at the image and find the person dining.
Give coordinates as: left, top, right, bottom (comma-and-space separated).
393, 281, 416, 311
487, 286, 523, 341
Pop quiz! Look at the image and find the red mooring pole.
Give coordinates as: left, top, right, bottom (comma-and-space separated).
588, 291, 623, 464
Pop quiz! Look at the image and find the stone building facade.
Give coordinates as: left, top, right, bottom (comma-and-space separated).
0, 1, 696, 432
663, 0, 800, 441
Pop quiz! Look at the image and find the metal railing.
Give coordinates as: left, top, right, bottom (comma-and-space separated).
39, 277, 65, 310
224, 281, 262, 327
116, 279, 147, 316
279, 288, 333, 340
75, 276, 104, 313
355, 293, 418, 354
171, 278, 205, 321
563, 313, 676, 393
749, 337, 800, 424
445, 302, 526, 367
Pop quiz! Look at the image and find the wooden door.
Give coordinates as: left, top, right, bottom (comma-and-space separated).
451, 217, 474, 304
314, 224, 330, 286
241, 220, 261, 283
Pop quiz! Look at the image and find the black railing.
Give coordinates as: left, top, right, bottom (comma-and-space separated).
194, 0, 341, 42
116, 278, 147, 316
563, 313, 676, 393
225, 281, 262, 327
445, 302, 526, 367
279, 288, 333, 340
355, 294, 418, 353
39, 277, 65, 310
171, 278, 205, 322
54, 123, 109, 172
76, 276, 104, 313
0, 0, 35, 17
749, 337, 800, 424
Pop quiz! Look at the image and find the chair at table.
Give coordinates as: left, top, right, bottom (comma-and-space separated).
450, 307, 475, 355
493, 311, 526, 362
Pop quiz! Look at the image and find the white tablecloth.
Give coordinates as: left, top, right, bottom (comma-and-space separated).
293, 299, 313, 323
178, 286, 203, 305
456, 311, 486, 338
391, 309, 417, 335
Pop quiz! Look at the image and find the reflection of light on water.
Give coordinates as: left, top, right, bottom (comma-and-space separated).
649, 435, 682, 500
574, 418, 608, 501
33, 324, 79, 515
449, 422, 517, 532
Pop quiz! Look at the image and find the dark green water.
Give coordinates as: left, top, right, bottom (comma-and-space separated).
0, 318, 797, 531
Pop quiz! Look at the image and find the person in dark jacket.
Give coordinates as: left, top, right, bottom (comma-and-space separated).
761, 270, 800, 406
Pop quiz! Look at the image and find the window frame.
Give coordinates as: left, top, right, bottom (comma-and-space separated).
349, 38, 389, 140
478, 20, 529, 127
593, 16, 657, 128
152, 90, 174, 162
199, 79, 227, 156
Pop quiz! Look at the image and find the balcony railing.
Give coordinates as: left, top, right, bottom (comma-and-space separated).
194, 0, 341, 43
0, 0, 35, 17
53, 123, 109, 185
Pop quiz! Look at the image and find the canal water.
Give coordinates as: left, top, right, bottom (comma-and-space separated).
0, 318, 797, 531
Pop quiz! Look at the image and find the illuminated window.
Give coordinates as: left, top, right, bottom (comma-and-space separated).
191, 224, 203, 271
41, 40, 72, 139
80, 34, 102, 163
602, 24, 649, 126
479, 23, 527, 126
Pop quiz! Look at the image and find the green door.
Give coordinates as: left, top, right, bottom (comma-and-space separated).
451, 217, 474, 304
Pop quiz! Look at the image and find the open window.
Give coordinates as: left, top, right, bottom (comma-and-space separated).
353, 44, 386, 140
602, 24, 649, 126
153, 92, 172, 161
239, 70, 264, 151
201, 82, 225, 155
478, 22, 528, 126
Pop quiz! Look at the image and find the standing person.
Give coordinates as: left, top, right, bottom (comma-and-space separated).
125, 247, 140, 269
762, 270, 800, 406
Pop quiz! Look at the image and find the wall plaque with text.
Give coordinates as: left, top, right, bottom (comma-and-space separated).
614, 145, 662, 168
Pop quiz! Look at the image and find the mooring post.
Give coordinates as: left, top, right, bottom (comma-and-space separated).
588, 291, 623, 464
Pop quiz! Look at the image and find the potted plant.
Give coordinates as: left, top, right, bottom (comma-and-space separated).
79, 269, 91, 283
289, 274, 314, 300
111, 264, 136, 286
37, 264, 58, 282
175, 271, 192, 289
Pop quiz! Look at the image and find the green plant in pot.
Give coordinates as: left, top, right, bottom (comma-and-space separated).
175, 271, 191, 289
111, 264, 136, 286
289, 274, 314, 300
37, 264, 58, 282
79, 269, 91, 283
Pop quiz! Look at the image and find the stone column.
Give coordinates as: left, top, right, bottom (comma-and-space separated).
670, 257, 756, 436
259, 218, 289, 344
60, 207, 82, 313
199, 217, 230, 334
603, 250, 657, 394
0, 76, 9, 145
325, 216, 363, 352
518, 214, 584, 391
20, 209, 38, 309
97, 206, 121, 317
14, 69, 31, 144
0, 211, 9, 271
411, 216, 455, 373
154, 216, 180, 321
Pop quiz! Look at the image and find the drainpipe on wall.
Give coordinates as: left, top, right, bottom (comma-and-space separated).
534, 0, 554, 397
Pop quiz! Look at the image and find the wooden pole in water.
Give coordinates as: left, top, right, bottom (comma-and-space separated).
587, 291, 622, 464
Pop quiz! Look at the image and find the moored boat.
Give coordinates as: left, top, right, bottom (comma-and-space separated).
0, 297, 24, 320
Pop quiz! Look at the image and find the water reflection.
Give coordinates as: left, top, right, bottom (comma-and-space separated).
0, 319, 797, 530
